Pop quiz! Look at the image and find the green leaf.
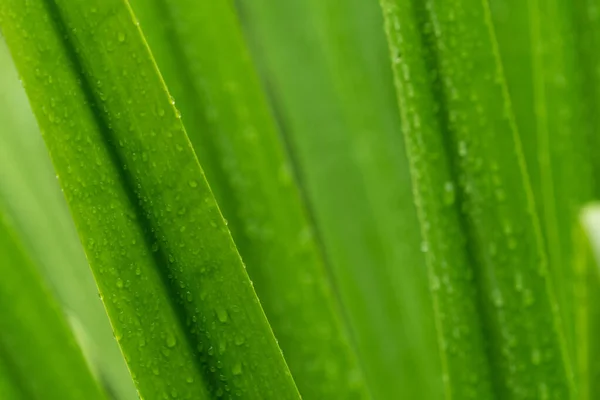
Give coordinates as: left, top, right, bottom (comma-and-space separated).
0, 356, 23, 399
0, 0, 299, 399
237, 0, 442, 398
380, 0, 572, 397
0, 38, 136, 400
0, 213, 106, 400
490, 0, 597, 378
570, 0, 600, 198
125, 0, 367, 397
575, 205, 600, 399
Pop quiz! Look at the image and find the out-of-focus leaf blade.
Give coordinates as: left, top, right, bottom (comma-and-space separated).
0, 355, 24, 400
578, 205, 600, 399
380, 0, 573, 397
490, 0, 596, 378
236, 0, 442, 398
571, 0, 600, 198
0, 38, 136, 400
0, 214, 106, 400
126, 1, 367, 397
0, 0, 300, 399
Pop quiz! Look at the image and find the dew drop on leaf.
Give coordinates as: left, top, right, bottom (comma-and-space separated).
166, 332, 177, 348
216, 307, 228, 323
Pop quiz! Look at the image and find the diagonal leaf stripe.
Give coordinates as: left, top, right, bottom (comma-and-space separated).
126, 0, 368, 397
0, 38, 137, 399
236, 0, 443, 398
0, 0, 300, 399
380, 0, 573, 397
0, 213, 105, 400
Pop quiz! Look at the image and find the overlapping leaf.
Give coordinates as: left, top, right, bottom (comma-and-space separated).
237, 0, 442, 398
125, 0, 367, 397
0, 214, 105, 400
0, 0, 299, 398
0, 38, 136, 399
380, 0, 572, 397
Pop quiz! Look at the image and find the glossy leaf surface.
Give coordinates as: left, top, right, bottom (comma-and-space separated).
0, 0, 300, 398
491, 0, 596, 375
0, 38, 136, 400
126, 0, 367, 397
237, 0, 442, 398
380, 0, 572, 397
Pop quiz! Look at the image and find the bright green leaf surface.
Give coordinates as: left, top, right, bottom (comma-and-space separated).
0, 0, 299, 399
0, 213, 106, 400
379, 1, 492, 397
0, 38, 136, 400
571, 0, 600, 199
578, 205, 600, 399
237, 0, 442, 398
381, 0, 572, 398
125, 1, 367, 398
490, 0, 597, 378
0, 355, 24, 400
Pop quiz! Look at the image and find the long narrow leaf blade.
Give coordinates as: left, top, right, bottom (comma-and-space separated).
575, 205, 600, 399
490, 0, 597, 377
0, 355, 25, 400
125, 1, 367, 397
0, 38, 136, 400
0, 214, 106, 400
0, 0, 300, 399
380, 0, 572, 397
237, 1, 442, 398
379, 1, 493, 397
571, 0, 600, 198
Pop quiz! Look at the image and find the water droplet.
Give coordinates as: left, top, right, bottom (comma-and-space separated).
232, 362, 242, 375
188, 180, 198, 188
234, 335, 245, 346
515, 273, 523, 292
166, 333, 177, 348
216, 308, 228, 323
443, 181, 455, 205
492, 289, 503, 307
458, 141, 467, 157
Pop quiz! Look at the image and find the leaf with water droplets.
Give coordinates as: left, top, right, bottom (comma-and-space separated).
237, 0, 442, 398
0, 0, 300, 399
127, 0, 368, 398
491, 0, 597, 385
380, 0, 573, 397
0, 39, 136, 399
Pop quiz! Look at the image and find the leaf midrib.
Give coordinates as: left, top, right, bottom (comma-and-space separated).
39, 0, 213, 394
